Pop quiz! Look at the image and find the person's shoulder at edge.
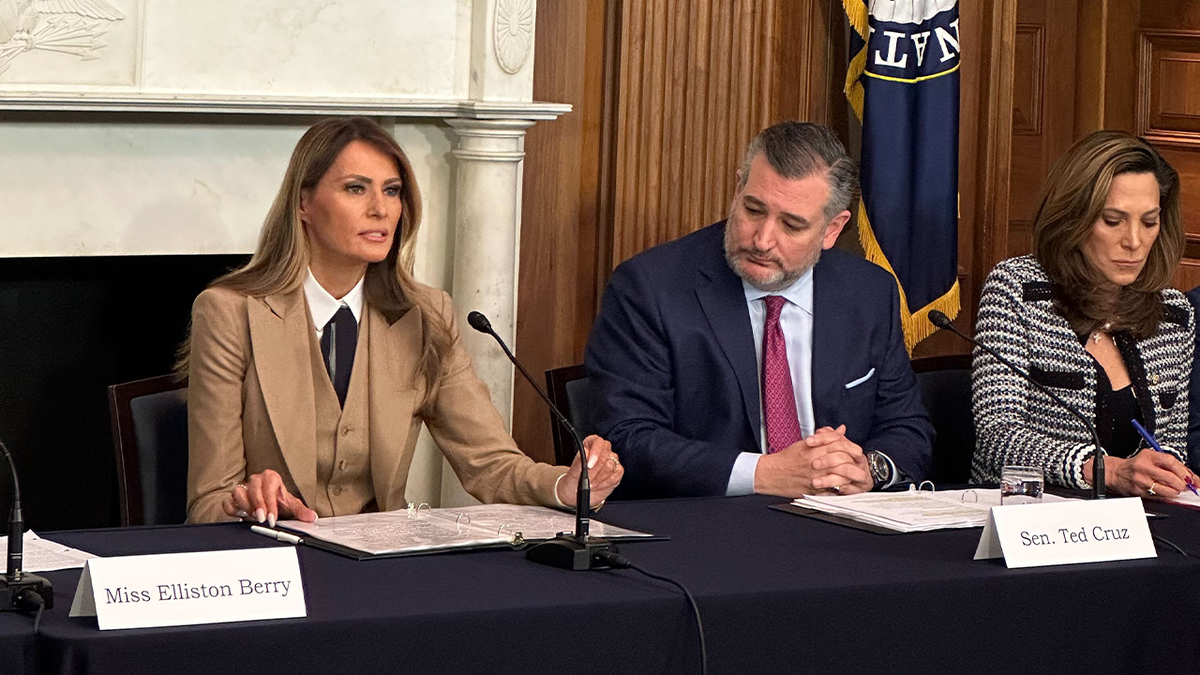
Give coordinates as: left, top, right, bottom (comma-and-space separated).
1157, 287, 1192, 345
191, 285, 255, 325
193, 284, 248, 307
818, 246, 892, 284
985, 254, 1047, 284
405, 280, 453, 314
612, 221, 726, 280
1160, 285, 1189, 312
814, 248, 910, 313
1186, 285, 1200, 305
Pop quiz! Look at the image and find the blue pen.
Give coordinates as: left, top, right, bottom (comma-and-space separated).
1130, 418, 1200, 496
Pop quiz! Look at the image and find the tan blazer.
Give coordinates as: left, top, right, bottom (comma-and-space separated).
186, 283, 566, 523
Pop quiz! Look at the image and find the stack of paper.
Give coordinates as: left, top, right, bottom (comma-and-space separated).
0, 531, 98, 572
793, 489, 1075, 533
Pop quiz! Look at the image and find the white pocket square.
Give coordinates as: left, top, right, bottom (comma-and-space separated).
844, 368, 876, 389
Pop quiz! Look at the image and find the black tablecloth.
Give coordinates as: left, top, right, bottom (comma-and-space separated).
6, 495, 1200, 675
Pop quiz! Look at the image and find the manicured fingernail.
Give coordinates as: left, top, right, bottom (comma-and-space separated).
268, 513, 276, 528
588, 455, 597, 469
255, 508, 266, 523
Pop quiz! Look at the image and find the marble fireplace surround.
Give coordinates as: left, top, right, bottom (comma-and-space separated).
0, 0, 567, 508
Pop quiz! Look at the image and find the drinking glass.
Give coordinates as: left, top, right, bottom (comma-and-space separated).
1000, 465, 1044, 505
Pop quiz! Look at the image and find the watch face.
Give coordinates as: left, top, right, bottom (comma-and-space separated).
868, 452, 889, 483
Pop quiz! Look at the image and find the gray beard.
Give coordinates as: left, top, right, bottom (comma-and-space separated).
723, 229, 822, 292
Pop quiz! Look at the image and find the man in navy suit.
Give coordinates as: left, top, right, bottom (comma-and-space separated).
585, 121, 934, 499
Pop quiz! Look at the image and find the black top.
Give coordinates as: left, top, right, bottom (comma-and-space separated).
1082, 332, 1146, 458
1101, 384, 1143, 458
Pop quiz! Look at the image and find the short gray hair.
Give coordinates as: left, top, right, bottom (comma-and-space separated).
737, 121, 857, 222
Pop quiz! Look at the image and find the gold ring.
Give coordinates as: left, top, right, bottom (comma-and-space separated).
1148, 482, 1157, 496
610, 456, 620, 466
830, 485, 842, 494
236, 483, 247, 491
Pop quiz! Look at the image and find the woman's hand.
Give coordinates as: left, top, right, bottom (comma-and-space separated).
1089, 450, 1199, 498
221, 469, 318, 525
556, 435, 625, 508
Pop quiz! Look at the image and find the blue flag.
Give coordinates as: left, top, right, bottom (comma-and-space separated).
844, 0, 961, 350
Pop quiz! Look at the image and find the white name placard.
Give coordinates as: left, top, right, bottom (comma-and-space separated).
69, 547, 306, 630
974, 497, 1155, 568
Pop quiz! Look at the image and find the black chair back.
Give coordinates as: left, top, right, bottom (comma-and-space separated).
544, 364, 597, 467
911, 353, 975, 485
108, 375, 189, 526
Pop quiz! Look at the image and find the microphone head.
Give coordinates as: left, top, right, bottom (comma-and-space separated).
467, 311, 493, 334
929, 310, 952, 329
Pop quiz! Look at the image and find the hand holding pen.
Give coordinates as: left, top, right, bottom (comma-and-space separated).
1130, 419, 1200, 498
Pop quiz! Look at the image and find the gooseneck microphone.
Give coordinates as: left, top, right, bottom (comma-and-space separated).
467, 311, 619, 570
0, 440, 53, 612
929, 310, 1105, 499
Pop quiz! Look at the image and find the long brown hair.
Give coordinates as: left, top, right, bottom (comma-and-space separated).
179, 117, 452, 410
1032, 131, 1182, 340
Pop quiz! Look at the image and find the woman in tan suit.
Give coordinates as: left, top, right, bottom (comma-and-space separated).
183, 117, 623, 524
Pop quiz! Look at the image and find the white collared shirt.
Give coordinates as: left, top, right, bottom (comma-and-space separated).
726, 269, 815, 495
303, 269, 365, 338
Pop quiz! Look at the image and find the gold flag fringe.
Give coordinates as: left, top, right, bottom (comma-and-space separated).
842, 0, 869, 39
855, 202, 961, 354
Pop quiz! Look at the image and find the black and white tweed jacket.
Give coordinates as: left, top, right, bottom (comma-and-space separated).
971, 255, 1194, 488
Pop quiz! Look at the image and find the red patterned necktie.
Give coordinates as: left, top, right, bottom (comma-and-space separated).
762, 295, 802, 453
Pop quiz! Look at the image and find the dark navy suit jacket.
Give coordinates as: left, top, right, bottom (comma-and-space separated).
584, 222, 934, 498
1185, 287, 1200, 474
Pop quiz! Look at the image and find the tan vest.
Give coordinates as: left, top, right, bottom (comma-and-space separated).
307, 311, 374, 517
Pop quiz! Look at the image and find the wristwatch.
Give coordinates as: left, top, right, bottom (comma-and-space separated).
866, 450, 893, 489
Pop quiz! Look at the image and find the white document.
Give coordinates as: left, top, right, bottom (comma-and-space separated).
794, 489, 1076, 533
69, 547, 306, 630
0, 532, 97, 573
1161, 490, 1200, 509
974, 497, 1156, 568
281, 503, 653, 557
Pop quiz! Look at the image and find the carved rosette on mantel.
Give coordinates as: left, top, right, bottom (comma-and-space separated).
492, 0, 533, 74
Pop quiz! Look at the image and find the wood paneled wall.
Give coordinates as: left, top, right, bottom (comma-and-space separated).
511, 0, 1029, 459
1137, 2, 1200, 289
610, 0, 843, 265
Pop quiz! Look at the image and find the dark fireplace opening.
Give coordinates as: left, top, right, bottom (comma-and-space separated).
0, 254, 250, 530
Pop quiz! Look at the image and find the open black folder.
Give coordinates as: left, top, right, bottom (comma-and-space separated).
276, 503, 658, 560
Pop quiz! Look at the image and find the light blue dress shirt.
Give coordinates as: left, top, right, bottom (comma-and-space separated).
726, 270, 815, 496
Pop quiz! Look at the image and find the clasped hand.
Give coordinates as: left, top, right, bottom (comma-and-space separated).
753, 425, 874, 498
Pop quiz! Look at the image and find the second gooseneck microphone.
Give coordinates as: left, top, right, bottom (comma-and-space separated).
467, 311, 619, 570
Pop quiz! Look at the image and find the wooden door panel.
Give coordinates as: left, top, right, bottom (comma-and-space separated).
1135, 2, 1200, 290
1139, 31, 1200, 141
1006, 0, 1077, 258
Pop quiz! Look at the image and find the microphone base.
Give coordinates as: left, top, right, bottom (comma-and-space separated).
525, 535, 618, 571
0, 572, 52, 611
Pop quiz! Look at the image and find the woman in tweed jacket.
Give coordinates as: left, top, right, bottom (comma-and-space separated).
972, 131, 1198, 498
